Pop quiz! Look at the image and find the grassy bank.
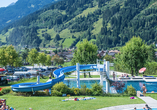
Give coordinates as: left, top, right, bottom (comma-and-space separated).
147, 93, 157, 100
1, 94, 144, 110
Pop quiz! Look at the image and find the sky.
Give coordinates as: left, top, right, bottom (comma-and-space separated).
0, 0, 18, 8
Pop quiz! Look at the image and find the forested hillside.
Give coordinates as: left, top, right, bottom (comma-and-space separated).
1, 0, 157, 50
0, 0, 57, 30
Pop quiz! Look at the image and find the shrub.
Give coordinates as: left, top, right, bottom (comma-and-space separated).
1, 87, 11, 94
0, 91, 2, 95
125, 85, 136, 96
53, 82, 69, 94
13, 91, 50, 96
68, 87, 75, 95
80, 85, 87, 95
74, 88, 80, 95
51, 90, 62, 96
86, 88, 92, 96
91, 83, 103, 96
111, 81, 125, 93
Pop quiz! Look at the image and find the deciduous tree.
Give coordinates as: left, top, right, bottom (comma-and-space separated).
71, 39, 98, 65
38, 52, 46, 66
104, 54, 113, 63
51, 54, 64, 66
28, 48, 39, 67
120, 36, 148, 76
0, 46, 8, 68
45, 55, 52, 67
5, 45, 18, 70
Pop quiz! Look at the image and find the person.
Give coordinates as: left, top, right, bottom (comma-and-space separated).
143, 104, 152, 110
0, 102, 6, 110
134, 107, 136, 110
126, 74, 129, 77
121, 74, 124, 77
141, 84, 147, 96
113, 72, 115, 80
49, 75, 51, 79
5, 105, 9, 110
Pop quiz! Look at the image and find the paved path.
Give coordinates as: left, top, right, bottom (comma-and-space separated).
97, 96, 157, 110
139, 96, 157, 107
97, 104, 144, 110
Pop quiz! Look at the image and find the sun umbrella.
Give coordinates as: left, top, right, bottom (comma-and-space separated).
0, 68, 5, 71
139, 67, 146, 73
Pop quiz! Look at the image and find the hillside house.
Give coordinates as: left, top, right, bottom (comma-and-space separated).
108, 50, 120, 57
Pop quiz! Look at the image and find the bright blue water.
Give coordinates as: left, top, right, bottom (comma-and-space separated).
63, 80, 157, 92
134, 108, 157, 110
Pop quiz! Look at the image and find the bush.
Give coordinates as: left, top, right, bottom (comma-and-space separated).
52, 82, 69, 94
51, 90, 62, 96
80, 85, 87, 95
13, 91, 50, 96
86, 88, 92, 96
74, 88, 80, 95
68, 87, 75, 96
0, 91, 2, 95
91, 83, 103, 96
111, 81, 125, 93
125, 85, 136, 96
1, 87, 11, 94
103, 93, 129, 97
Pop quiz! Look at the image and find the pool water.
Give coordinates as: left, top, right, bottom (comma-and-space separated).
134, 108, 157, 110
63, 79, 157, 92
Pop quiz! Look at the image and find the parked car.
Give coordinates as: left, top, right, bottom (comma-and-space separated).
58, 65, 63, 68
19, 67, 28, 71
0, 75, 8, 85
7, 76, 20, 82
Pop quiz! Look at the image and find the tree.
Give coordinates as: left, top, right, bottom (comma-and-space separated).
45, 55, 52, 67
71, 39, 98, 65
58, 57, 64, 65
104, 54, 113, 63
0, 46, 8, 68
5, 45, 18, 70
38, 52, 46, 66
28, 48, 39, 67
51, 54, 64, 66
13, 56, 23, 67
120, 36, 148, 76
147, 44, 156, 62
54, 34, 60, 43
21, 48, 29, 64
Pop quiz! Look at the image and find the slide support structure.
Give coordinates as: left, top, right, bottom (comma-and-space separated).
37, 75, 40, 84
76, 63, 80, 88
106, 61, 110, 93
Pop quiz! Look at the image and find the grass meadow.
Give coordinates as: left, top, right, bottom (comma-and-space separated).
0, 94, 144, 110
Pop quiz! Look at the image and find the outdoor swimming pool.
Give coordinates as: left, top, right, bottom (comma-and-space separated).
63, 79, 157, 92
134, 108, 157, 110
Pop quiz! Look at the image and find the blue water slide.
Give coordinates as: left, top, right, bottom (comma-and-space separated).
11, 64, 101, 92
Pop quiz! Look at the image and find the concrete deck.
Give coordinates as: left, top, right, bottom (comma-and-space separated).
139, 96, 157, 107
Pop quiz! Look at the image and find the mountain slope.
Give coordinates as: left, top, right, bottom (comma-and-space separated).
0, 0, 58, 30
1, 0, 157, 49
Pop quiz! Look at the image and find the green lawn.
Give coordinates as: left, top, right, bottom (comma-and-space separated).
0, 94, 144, 110
147, 93, 157, 100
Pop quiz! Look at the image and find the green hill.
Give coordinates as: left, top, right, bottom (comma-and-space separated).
1, 0, 157, 49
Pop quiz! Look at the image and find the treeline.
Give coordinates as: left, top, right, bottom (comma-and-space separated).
96, 0, 157, 49
7, 26, 42, 47
0, 0, 58, 30
0, 45, 52, 69
1, 0, 157, 49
